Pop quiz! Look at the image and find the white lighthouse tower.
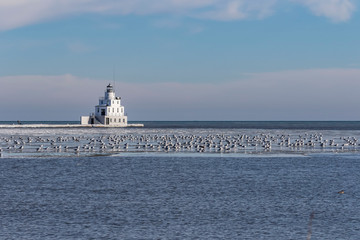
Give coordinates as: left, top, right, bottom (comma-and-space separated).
81, 84, 128, 126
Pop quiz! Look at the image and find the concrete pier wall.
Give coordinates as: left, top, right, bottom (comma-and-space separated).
0, 123, 144, 128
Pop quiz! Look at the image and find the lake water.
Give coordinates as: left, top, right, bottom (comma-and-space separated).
1, 122, 360, 239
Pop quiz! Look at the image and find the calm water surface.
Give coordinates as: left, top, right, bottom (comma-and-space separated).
2, 121, 360, 130
1, 154, 360, 239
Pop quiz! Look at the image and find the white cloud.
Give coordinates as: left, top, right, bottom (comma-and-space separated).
0, 0, 356, 31
293, 0, 356, 22
196, 0, 277, 21
1, 69, 360, 120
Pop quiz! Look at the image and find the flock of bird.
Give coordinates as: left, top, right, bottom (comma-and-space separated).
0, 132, 359, 157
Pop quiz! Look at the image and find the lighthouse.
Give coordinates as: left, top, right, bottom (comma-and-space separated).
81, 84, 128, 126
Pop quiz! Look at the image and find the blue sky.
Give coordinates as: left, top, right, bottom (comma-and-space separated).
1, 0, 360, 121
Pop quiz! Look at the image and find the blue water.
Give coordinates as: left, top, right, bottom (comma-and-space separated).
1, 121, 360, 239
2, 121, 360, 130
140, 121, 360, 130
1, 154, 360, 239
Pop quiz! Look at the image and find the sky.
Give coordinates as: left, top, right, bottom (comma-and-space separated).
1, 0, 360, 121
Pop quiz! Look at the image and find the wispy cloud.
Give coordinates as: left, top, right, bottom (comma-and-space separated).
0, 0, 356, 31
293, 0, 356, 22
195, 0, 277, 21
1, 68, 360, 120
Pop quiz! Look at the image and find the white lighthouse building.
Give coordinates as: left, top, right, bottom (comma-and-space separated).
81, 84, 128, 126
